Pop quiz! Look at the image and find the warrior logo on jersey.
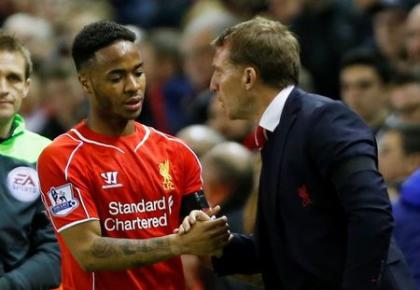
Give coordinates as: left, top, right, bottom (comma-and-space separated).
159, 160, 174, 191
48, 183, 79, 216
7, 166, 40, 202
101, 171, 122, 189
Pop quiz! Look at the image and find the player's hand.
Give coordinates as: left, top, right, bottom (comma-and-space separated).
204, 205, 221, 217
175, 205, 221, 235
174, 216, 230, 256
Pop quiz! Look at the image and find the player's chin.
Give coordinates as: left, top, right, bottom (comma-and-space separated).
124, 108, 142, 120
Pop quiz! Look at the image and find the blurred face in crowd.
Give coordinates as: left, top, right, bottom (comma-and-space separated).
390, 82, 420, 115
44, 75, 84, 129
79, 40, 146, 123
406, 5, 420, 65
378, 130, 414, 183
182, 29, 215, 92
201, 157, 222, 207
374, 9, 406, 61
138, 41, 157, 84
340, 65, 387, 125
0, 50, 30, 127
353, 0, 379, 11
268, 0, 304, 24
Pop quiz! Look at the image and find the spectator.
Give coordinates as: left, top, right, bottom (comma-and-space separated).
387, 72, 420, 125
40, 61, 87, 139
202, 142, 254, 232
291, 0, 356, 98
3, 13, 54, 71
138, 28, 193, 134
405, 3, 420, 72
181, 9, 238, 124
340, 48, 391, 133
177, 124, 225, 159
378, 124, 420, 200
373, 3, 408, 73
393, 168, 420, 289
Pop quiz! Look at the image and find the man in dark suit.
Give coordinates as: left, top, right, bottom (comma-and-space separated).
179, 16, 415, 290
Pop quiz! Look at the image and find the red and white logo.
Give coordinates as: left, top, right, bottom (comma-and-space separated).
101, 171, 122, 189
7, 166, 40, 202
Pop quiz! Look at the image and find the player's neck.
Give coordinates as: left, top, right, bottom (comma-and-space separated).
86, 115, 135, 137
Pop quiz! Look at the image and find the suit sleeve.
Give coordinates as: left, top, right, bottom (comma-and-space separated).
212, 234, 261, 275
308, 102, 393, 290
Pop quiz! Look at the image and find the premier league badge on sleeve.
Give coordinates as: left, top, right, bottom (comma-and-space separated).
48, 183, 79, 216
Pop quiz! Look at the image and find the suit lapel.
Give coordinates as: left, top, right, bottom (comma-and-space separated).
262, 88, 302, 215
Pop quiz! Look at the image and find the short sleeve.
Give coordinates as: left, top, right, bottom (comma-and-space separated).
37, 144, 99, 233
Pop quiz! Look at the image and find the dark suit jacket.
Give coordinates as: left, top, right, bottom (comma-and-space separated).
213, 88, 415, 290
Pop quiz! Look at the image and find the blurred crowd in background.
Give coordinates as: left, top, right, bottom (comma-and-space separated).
1, 0, 420, 289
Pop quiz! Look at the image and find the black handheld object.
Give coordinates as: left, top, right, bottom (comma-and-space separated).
180, 190, 210, 218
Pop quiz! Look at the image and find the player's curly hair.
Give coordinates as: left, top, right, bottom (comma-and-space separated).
71, 20, 136, 72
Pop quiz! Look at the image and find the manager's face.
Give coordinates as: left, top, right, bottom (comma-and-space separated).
209, 45, 253, 120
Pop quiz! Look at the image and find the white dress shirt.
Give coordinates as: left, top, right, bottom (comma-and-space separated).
259, 85, 295, 132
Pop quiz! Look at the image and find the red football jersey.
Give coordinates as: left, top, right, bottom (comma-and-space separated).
37, 121, 202, 290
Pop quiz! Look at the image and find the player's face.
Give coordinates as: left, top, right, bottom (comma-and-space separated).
81, 41, 146, 122
0, 51, 30, 126
210, 46, 252, 120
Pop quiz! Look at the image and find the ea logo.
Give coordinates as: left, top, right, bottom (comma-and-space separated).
7, 166, 40, 202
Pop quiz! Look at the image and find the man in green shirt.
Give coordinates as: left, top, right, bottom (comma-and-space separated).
0, 33, 60, 289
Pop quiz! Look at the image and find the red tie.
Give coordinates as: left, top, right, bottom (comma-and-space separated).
255, 126, 268, 149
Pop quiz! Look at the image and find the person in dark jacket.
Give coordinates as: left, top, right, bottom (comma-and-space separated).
179, 16, 415, 290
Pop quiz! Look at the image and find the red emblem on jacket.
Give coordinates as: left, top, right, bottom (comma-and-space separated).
298, 184, 312, 207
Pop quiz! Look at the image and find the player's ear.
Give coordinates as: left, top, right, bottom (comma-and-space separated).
243, 67, 257, 90
78, 74, 92, 95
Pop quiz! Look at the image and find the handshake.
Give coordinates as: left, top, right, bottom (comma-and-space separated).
171, 206, 232, 257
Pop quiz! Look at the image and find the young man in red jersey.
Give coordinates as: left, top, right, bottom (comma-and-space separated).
37, 21, 230, 290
